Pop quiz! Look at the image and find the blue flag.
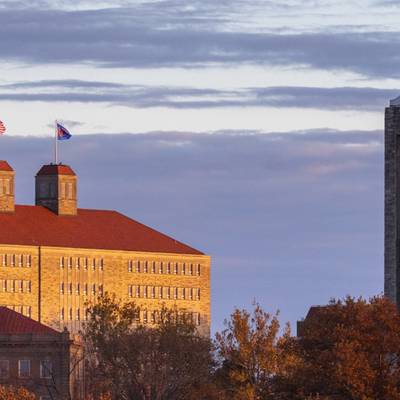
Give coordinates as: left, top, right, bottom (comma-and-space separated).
56, 123, 72, 140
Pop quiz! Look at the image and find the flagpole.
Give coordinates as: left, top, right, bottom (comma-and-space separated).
54, 120, 58, 164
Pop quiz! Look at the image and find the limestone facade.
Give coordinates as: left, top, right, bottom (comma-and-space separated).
0, 245, 210, 336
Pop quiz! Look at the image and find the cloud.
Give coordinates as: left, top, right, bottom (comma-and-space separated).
0, 129, 383, 330
0, 4, 398, 77
0, 80, 397, 111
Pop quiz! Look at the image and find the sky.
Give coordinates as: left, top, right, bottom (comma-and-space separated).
0, 0, 398, 332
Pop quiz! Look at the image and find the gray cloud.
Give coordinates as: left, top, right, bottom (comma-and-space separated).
0, 4, 398, 77
0, 80, 397, 111
0, 129, 383, 330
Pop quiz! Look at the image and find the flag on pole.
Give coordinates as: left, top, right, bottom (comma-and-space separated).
0, 121, 6, 135
56, 123, 72, 140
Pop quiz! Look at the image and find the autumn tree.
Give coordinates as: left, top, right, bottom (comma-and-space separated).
285, 296, 400, 400
215, 303, 293, 400
84, 294, 215, 400
0, 386, 36, 400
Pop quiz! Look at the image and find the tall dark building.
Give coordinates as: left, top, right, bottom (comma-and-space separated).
384, 97, 400, 307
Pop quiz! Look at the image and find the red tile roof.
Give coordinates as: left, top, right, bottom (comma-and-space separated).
0, 205, 203, 255
0, 160, 13, 172
36, 164, 75, 176
0, 307, 58, 335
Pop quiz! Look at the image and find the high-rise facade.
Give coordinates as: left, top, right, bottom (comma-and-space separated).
385, 97, 400, 307
0, 161, 210, 335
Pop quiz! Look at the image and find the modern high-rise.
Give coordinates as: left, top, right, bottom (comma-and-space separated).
0, 161, 210, 335
384, 96, 400, 308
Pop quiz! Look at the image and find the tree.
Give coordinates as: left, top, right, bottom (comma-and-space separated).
84, 294, 215, 400
215, 303, 293, 400
286, 296, 400, 400
0, 386, 36, 400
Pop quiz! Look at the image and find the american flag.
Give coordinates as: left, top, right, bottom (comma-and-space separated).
0, 121, 5, 135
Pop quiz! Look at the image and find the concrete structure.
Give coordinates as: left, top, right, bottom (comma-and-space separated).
0, 306, 83, 400
385, 98, 400, 308
0, 161, 210, 335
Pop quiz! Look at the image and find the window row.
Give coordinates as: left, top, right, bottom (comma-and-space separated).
60, 282, 103, 296
60, 307, 90, 321
60, 256, 104, 271
128, 285, 201, 301
1, 305, 31, 318
128, 260, 201, 276
60, 307, 202, 326
1, 254, 32, 267
0, 358, 52, 379
137, 310, 202, 326
0, 280, 31, 293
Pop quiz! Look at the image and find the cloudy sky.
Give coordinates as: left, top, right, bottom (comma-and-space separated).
0, 0, 397, 332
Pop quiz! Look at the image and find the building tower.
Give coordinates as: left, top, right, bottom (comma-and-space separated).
35, 164, 77, 216
0, 160, 15, 213
384, 96, 400, 307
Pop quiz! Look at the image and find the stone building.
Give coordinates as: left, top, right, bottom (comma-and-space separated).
0, 306, 83, 400
385, 96, 400, 308
0, 161, 210, 335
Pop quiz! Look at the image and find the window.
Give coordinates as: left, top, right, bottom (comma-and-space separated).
26, 255, 31, 267
25, 306, 31, 318
159, 262, 163, 274
197, 288, 200, 301
143, 261, 148, 273
99, 259, 104, 271
129, 285, 133, 297
150, 311, 155, 324
136, 261, 140, 273
2, 254, 6, 267
59, 257, 64, 268
26, 281, 32, 293
76, 258, 80, 269
61, 308, 64, 320
190, 264, 193, 275
128, 260, 133, 273
174, 288, 178, 300
68, 257, 72, 268
69, 308, 73, 320
143, 286, 148, 298
92, 284, 96, 295
18, 255, 22, 267
166, 263, 171, 274
166, 287, 171, 299
197, 264, 201, 276
197, 313, 201, 326
76, 283, 80, 295
182, 288, 186, 300
99, 285, 104, 295
76, 309, 80, 321
84, 257, 88, 270
84, 284, 88, 295
92, 259, 96, 271
151, 262, 156, 273
182, 263, 186, 275
151, 286, 155, 299
40, 359, 52, 378
0, 360, 9, 378
158, 287, 163, 299
18, 360, 30, 378
69, 283, 73, 295
135, 286, 140, 298
143, 311, 148, 324
189, 288, 193, 300
11, 255, 15, 267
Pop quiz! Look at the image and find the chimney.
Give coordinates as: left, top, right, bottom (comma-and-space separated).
35, 164, 77, 216
0, 161, 15, 213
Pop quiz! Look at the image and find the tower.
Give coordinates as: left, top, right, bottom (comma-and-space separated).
0, 160, 15, 213
385, 96, 400, 307
35, 164, 77, 216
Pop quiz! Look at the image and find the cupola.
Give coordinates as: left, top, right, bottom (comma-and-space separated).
0, 160, 15, 213
35, 164, 77, 216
